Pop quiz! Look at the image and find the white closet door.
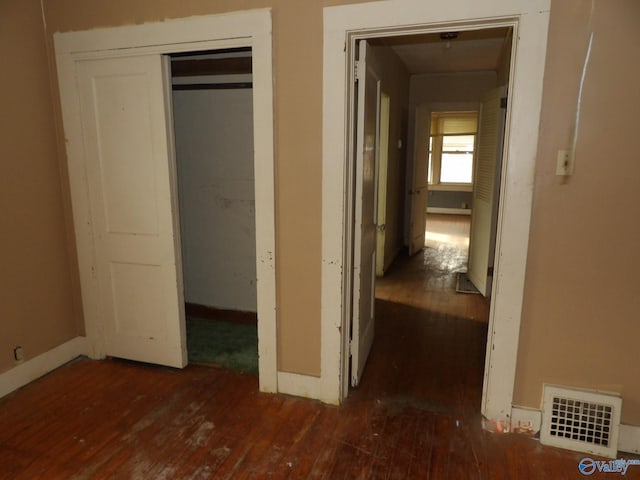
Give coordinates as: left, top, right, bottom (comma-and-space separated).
468, 86, 506, 297
77, 54, 186, 368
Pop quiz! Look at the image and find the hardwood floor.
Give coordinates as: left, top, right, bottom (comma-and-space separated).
1, 215, 638, 479
376, 214, 489, 322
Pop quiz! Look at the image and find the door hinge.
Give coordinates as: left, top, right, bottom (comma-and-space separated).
500, 96, 508, 109
349, 339, 353, 357
487, 266, 494, 276
354, 60, 362, 82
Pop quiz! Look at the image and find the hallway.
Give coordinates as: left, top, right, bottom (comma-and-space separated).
376, 214, 489, 320
355, 214, 490, 416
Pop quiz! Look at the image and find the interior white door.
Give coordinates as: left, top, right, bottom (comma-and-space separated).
77, 54, 187, 368
351, 41, 380, 387
375, 93, 391, 277
408, 105, 430, 255
467, 86, 506, 297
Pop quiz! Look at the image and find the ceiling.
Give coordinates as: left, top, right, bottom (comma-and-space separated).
370, 27, 511, 75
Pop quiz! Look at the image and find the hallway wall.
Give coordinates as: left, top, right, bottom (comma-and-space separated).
369, 44, 410, 273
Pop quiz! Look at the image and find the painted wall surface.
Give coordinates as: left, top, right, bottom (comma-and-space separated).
428, 190, 472, 210
173, 88, 257, 313
514, 0, 640, 425
0, 0, 82, 374
369, 45, 410, 273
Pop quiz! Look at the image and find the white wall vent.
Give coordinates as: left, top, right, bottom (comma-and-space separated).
540, 385, 622, 458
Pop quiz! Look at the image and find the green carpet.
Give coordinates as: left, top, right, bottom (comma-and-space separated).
186, 316, 258, 374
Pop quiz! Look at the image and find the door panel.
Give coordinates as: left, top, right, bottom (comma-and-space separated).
351, 41, 380, 387
467, 86, 506, 297
409, 105, 430, 255
375, 93, 391, 277
77, 55, 186, 368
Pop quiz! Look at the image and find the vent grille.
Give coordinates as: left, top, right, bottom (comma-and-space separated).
550, 397, 612, 445
541, 385, 621, 458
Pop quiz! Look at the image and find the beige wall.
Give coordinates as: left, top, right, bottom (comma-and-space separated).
0, 0, 82, 374
369, 45, 410, 271
3, 0, 639, 425
515, 0, 640, 425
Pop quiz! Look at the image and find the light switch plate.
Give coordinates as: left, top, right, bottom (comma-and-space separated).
556, 149, 574, 176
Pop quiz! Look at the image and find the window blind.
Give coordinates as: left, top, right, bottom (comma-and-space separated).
431, 112, 478, 136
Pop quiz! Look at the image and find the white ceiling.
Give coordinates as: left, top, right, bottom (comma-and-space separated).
371, 27, 511, 75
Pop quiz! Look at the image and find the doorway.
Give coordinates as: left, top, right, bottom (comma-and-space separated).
349, 27, 509, 399
54, 10, 278, 393
370, 213, 490, 414
170, 49, 259, 374
349, 26, 509, 394
321, 0, 551, 421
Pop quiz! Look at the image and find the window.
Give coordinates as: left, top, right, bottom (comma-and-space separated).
428, 111, 478, 187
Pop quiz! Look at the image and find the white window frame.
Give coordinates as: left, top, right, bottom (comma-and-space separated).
429, 111, 479, 189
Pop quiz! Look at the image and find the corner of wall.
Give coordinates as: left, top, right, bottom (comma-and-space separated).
0, 337, 88, 399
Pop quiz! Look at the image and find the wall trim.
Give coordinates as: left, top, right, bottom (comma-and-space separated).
619, 424, 640, 455
427, 207, 471, 215
277, 372, 338, 405
0, 336, 87, 399
54, 9, 277, 394
322, 0, 551, 415
511, 405, 542, 436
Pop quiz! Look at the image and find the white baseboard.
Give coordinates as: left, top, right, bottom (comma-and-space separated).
511, 405, 639, 454
511, 405, 542, 436
277, 371, 321, 400
619, 424, 640, 454
427, 207, 471, 215
0, 336, 88, 399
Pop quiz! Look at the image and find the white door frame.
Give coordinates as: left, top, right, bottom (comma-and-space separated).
54, 10, 277, 393
321, 0, 550, 425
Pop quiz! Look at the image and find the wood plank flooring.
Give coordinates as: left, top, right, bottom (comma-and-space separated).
1, 215, 638, 479
376, 214, 489, 322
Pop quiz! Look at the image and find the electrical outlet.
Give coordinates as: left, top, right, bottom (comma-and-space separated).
13, 346, 24, 364
556, 149, 574, 176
